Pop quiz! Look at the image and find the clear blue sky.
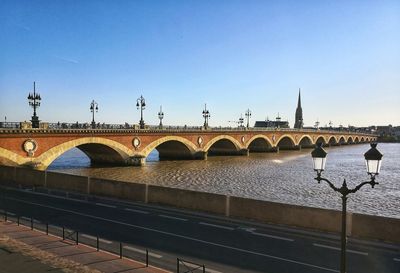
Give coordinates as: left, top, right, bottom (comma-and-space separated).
1, 0, 399, 127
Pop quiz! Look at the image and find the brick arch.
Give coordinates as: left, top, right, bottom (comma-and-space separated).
361, 137, 365, 142
35, 137, 134, 170
204, 135, 243, 152
0, 147, 29, 166
328, 136, 338, 145
354, 136, 360, 143
315, 135, 328, 145
246, 135, 273, 148
246, 135, 273, 153
347, 136, 354, 144
276, 134, 296, 147
297, 135, 313, 146
338, 135, 346, 144
141, 136, 198, 157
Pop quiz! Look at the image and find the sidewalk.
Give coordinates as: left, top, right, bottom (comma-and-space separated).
0, 221, 171, 273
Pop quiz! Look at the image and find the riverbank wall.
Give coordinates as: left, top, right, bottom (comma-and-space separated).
0, 165, 398, 244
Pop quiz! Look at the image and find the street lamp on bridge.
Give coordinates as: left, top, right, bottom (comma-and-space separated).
311, 143, 383, 273
27, 81, 42, 128
158, 105, 164, 129
136, 95, 146, 129
90, 100, 98, 129
202, 104, 210, 129
245, 109, 251, 128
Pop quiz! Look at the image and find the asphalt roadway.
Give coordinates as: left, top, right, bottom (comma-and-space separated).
0, 186, 398, 273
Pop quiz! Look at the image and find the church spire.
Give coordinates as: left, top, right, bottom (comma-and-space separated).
297, 88, 301, 108
294, 88, 303, 129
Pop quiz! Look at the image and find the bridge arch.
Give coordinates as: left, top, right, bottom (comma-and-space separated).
205, 135, 243, 156
315, 135, 327, 146
141, 136, 198, 160
338, 136, 346, 145
246, 135, 273, 152
361, 137, 365, 143
297, 135, 313, 148
276, 135, 296, 150
354, 137, 360, 143
328, 136, 338, 145
347, 136, 354, 144
35, 137, 134, 170
0, 147, 28, 167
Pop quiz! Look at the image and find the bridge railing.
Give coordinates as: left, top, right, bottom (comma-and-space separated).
0, 122, 20, 129
0, 121, 376, 135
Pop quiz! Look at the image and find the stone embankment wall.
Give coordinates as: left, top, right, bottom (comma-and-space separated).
0, 166, 398, 244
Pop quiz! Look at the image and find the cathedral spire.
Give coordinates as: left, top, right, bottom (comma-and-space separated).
297, 88, 301, 108
294, 88, 303, 129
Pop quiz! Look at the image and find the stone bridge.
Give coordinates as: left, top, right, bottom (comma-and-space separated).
0, 128, 377, 170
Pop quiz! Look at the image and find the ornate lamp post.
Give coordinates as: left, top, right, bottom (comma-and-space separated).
136, 95, 146, 129
27, 81, 41, 128
245, 109, 251, 128
311, 143, 383, 273
202, 104, 210, 129
90, 100, 98, 129
158, 105, 164, 129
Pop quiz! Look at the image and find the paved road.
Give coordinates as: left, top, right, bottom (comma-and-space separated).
0, 186, 399, 273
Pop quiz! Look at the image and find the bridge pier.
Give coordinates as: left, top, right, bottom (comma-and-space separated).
193, 151, 207, 160
300, 144, 315, 149
269, 146, 278, 153
277, 146, 301, 151
128, 156, 146, 166
208, 148, 249, 157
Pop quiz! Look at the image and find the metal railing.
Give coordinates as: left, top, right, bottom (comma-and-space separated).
177, 258, 206, 273
1, 206, 208, 273
1, 209, 150, 267
0, 121, 377, 135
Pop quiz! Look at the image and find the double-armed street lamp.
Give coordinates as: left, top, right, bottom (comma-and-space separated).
245, 108, 251, 128
27, 81, 42, 128
158, 105, 164, 129
136, 95, 146, 129
90, 100, 98, 129
202, 104, 210, 129
311, 143, 383, 273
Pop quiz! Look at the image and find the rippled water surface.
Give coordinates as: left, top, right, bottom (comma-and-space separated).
49, 143, 400, 218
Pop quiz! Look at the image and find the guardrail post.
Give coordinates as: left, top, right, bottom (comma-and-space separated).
177, 258, 179, 273
203, 265, 205, 273
46, 223, 48, 235
30, 217, 33, 230
62, 227, 65, 240
96, 236, 99, 251
76, 231, 79, 245
119, 242, 122, 259
146, 249, 148, 267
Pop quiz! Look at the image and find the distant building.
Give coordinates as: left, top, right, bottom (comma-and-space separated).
254, 114, 289, 128
294, 89, 303, 129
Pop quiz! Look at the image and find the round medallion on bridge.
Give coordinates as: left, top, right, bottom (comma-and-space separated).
132, 137, 141, 149
197, 136, 203, 147
241, 136, 245, 144
23, 139, 38, 157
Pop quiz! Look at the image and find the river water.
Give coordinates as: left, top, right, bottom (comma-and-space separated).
49, 143, 400, 219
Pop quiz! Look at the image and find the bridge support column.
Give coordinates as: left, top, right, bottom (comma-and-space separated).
294, 145, 301, 150
270, 146, 279, 153
239, 149, 249, 156
128, 156, 146, 166
193, 151, 207, 160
